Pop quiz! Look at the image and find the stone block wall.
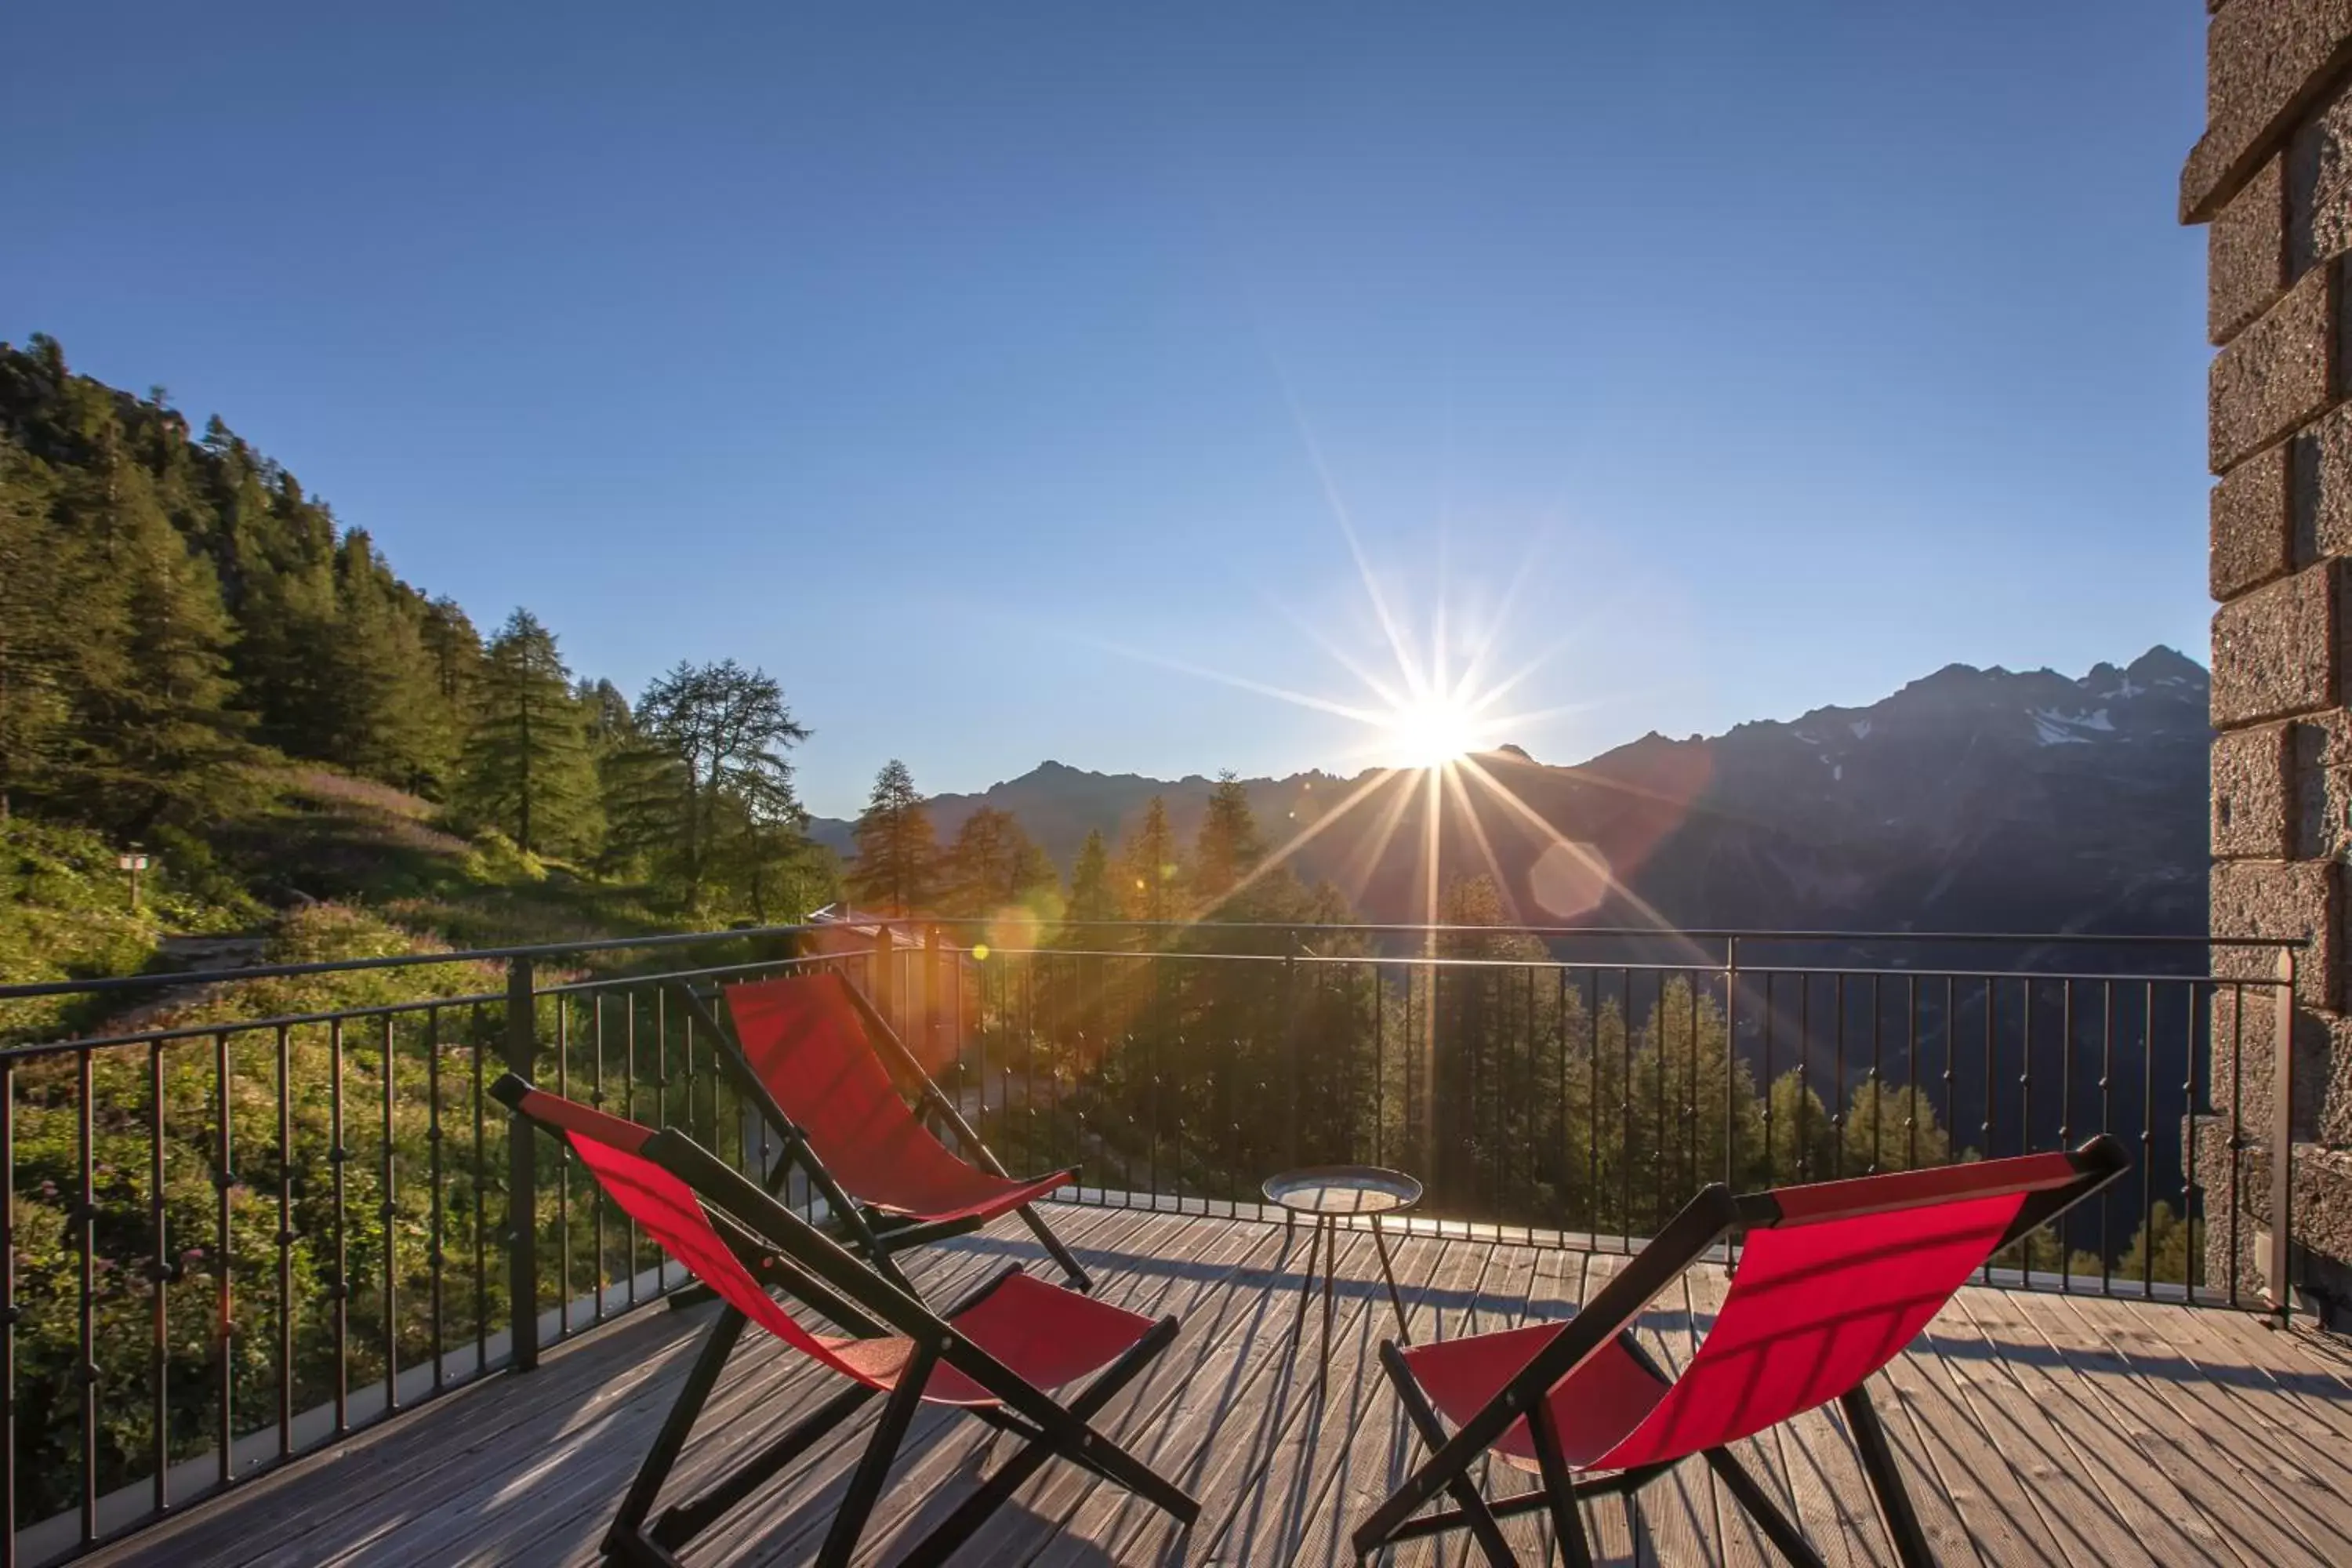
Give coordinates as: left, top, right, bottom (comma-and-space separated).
2187, 0, 2352, 1327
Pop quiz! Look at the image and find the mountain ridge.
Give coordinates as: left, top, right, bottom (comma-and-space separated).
811, 646, 2210, 935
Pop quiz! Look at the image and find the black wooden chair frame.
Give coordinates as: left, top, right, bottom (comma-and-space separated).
670, 974, 1092, 1293
493, 1074, 1193, 1568
1353, 1136, 2129, 1568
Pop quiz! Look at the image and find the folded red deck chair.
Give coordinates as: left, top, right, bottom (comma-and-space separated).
492, 1074, 1195, 1568
1353, 1137, 2128, 1568
673, 971, 1092, 1294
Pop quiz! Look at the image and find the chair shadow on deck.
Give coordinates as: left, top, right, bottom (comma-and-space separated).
80, 1207, 2352, 1568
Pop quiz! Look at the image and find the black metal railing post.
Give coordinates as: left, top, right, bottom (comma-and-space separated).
924, 923, 945, 1070
872, 925, 895, 1035
504, 956, 539, 1373
2268, 948, 2296, 1326
1722, 936, 1740, 1190
1283, 930, 1300, 1170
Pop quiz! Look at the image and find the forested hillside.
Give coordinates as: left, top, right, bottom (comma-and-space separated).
0, 336, 836, 1000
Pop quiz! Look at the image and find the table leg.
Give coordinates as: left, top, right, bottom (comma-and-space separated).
1290, 1220, 1313, 1348
1372, 1213, 1411, 1343
1320, 1218, 1336, 1367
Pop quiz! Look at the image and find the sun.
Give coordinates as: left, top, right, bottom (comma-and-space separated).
1385, 694, 1482, 770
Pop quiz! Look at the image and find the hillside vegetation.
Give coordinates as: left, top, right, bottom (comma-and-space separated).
0, 335, 837, 1033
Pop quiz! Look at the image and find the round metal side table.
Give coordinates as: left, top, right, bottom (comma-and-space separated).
1261, 1164, 1421, 1367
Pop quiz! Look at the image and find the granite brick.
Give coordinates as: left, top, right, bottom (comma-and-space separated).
2184, 0, 2352, 223
2217, 154, 2288, 341
2216, 724, 2296, 858
2292, 710, 2352, 857
2211, 857, 2342, 1011
2292, 396, 2352, 561
2211, 989, 2352, 1145
2217, 440, 2293, 596
2211, 260, 2338, 473
2211, 561, 2342, 724
2290, 73, 2352, 273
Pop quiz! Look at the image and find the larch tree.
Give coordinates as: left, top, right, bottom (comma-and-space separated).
322, 530, 448, 792
455, 609, 599, 857
1189, 771, 1263, 912
0, 437, 70, 818
940, 806, 1055, 920
1065, 829, 1116, 929
633, 659, 811, 909
1117, 795, 1181, 924
847, 759, 937, 916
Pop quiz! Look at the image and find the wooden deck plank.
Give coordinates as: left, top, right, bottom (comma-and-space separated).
1017, 1225, 1421, 1566
1944, 1285, 2251, 1568
1617, 1269, 1722, 1568
686, 1207, 1197, 1568
1680, 1259, 1839, 1568
2082, 1292, 2352, 1469
71, 1212, 2352, 1568
2000, 1287, 2338, 1567
321, 1212, 1070, 1568
837, 1210, 1279, 1566
1034, 1225, 1451, 1568
2047, 1292, 2350, 1563
1175, 1218, 1442, 1568
1634, 1268, 1759, 1568
1910, 1290, 2140, 1565
1574, 1250, 1651, 1566
958, 1213, 1306, 1566
1196, 1231, 1478, 1567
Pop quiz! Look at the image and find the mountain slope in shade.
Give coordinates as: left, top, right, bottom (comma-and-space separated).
809, 646, 2211, 934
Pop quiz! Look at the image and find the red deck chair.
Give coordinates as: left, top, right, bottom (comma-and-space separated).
1352, 1136, 2129, 1568
492, 1073, 1196, 1568
673, 970, 1092, 1293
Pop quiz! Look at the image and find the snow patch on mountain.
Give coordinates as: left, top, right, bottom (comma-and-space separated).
2032, 707, 2114, 741
2033, 714, 2094, 746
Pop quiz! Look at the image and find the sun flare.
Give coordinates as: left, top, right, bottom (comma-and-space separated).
1385, 695, 1482, 770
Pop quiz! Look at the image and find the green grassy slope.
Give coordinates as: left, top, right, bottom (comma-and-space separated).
2, 765, 674, 1044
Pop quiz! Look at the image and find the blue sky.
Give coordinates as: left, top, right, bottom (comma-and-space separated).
4, 3, 2209, 818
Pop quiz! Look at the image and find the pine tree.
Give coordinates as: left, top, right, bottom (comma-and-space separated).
1117, 796, 1182, 924
202, 419, 340, 755
940, 806, 1055, 920
1065, 829, 1116, 930
321, 532, 446, 791
454, 609, 599, 857
48, 415, 247, 830
633, 659, 811, 911
418, 595, 483, 770
1190, 772, 1262, 910
846, 760, 937, 916
1838, 1076, 1951, 1176
1762, 1070, 1838, 1185
2116, 1201, 2203, 1286
0, 438, 70, 818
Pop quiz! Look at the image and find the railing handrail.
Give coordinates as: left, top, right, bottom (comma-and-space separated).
0, 920, 831, 1002
0, 917, 2298, 1005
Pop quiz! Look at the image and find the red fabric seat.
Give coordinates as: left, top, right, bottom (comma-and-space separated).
1356, 1143, 2126, 1566
724, 972, 1074, 1225
1403, 1324, 1668, 1471
1401, 1186, 2033, 1472
572, 1126, 1152, 1406
497, 1076, 1195, 1567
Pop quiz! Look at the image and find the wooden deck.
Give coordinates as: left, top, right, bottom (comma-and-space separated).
85, 1203, 2352, 1567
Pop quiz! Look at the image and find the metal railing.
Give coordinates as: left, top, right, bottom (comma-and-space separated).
0, 918, 2302, 1564
919, 925, 2296, 1308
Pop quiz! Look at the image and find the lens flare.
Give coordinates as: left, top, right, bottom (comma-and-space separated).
1385, 695, 1483, 770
